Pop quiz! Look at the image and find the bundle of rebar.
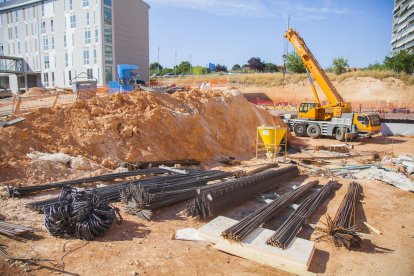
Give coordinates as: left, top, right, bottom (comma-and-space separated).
44, 187, 121, 240
0, 221, 34, 239
266, 180, 337, 249
119, 170, 232, 220
321, 182, 363, 249
124, 159, 201, 170
222, 180, 319, 242
187, 165, 300, 220
27, 169, 232, 213
8, 168, 169, 198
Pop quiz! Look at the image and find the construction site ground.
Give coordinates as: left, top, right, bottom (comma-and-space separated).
0, 136, 413, 275
0, 86, 413, 275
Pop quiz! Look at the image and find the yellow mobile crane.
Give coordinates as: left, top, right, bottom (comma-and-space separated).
283, 29, 381, 141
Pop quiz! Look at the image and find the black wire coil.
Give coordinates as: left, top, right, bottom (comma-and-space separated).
44, 187, 121, 240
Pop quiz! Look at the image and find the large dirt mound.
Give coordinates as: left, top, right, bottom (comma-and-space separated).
0, 89, 284, 182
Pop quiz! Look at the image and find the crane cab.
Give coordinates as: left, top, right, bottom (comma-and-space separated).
298, 103, 326, 121
353, 113, 381, 134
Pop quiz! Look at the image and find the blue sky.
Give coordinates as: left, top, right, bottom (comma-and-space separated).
146, 0, 393, 69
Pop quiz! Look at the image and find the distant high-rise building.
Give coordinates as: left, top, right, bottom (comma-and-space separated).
391, 0, 414, 53
0, 0, 149, 93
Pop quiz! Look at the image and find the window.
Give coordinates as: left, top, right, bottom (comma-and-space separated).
0, 45, 4, 55
32, 6, 35, 18
41, 21, 46, 34
105, 66, 112, 82
87, 68, 93, 78
357, 116, 368, 126
15, 26, 18, 39
83, 50, 89, 65
83, 0, 89, 8
44, 55, 50, 69
104, 0, 112, 7
104, 27, 112, 44
68, 70, 72, 81
104, 45, 112, 64
104, 7, 112, 25
65, 52, 69, 66
41, 4, 45, 17
95, 29, 98, 43
69, 0, 73, 11
72, 33, 75, 46
51, 36, 55, 49
86, 12, 90, 25
23, 8, 25, 21
51, 72, 55, 86
64, 34, 67, 47
70, 15, 76, 28
17, 42, 21, 54
43, 37, 48, 50
25, 24, 28, 36
85, 30, 91, 44
15, 11, 18, 23
8, 27, 12, 40
44, 73, 49, 87
51, 20, 54, 32
93, 48, 97, 64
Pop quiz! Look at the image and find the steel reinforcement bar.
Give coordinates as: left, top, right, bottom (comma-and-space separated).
186, 165, 300, 220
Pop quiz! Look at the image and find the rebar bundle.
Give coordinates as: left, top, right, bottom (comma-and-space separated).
266, 180, 337, 249
28, 169, 232, 214
44, 187, 121, 240
320, 182, 363, 249
222, 180, 319, 242
187, 165, 300, 220
0, 221, 34, 239
120, 170, 232, 220
8, 168, 168, 197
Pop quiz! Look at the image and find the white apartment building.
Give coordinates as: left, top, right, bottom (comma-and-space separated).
0, 0, 149, 93
391, 0, 414, 53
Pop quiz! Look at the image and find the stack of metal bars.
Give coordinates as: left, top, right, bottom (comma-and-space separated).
0, 221, 34, 239
187, 165, 300, 220
266, 180, 337, 249
120, 170, 234, 220
8, 168, 169, 197
322, 182, 363, 249
222, 180, 319, 242
27, 169, 232, 213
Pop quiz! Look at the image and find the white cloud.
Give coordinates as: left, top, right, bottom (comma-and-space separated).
146, 0, 351, 20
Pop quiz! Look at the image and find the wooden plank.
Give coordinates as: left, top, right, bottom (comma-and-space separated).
198, 216, 315, 275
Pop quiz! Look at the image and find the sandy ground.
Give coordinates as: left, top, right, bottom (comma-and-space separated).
0, 136, 413, 276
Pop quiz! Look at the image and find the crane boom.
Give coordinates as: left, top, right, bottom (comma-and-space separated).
284, 29, 352, 118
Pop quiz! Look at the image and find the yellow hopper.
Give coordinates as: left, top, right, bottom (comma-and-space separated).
256, 126, 288, 160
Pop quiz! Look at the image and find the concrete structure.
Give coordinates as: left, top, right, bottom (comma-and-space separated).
391, 0, 414, 53
0, 0, 149, 93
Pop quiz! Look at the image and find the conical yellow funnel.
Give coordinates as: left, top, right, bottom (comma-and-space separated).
258, 126, 287, 153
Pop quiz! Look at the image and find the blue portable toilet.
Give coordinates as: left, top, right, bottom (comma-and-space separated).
117, 64, 139, 93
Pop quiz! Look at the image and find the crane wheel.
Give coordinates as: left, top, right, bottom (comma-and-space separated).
335, 127, 346, 141
307, 125, 321, 138
293, 124, 307, 137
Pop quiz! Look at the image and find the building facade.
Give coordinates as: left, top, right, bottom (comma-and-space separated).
391, 0, 414, 53
0, 0, 149, 93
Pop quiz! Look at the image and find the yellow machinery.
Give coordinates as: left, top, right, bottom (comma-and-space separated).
256, 125, 288, 161
283, 29, 381, 141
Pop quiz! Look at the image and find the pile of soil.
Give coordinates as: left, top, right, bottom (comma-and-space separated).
23, 87, 51, 97
0, 89, 285, 183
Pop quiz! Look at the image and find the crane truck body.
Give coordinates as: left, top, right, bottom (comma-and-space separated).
283, 29, 381, 141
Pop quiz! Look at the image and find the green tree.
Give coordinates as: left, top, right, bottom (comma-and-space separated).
286, 53, 306, 73
264, 63, 277, 73
365, 62, 387, 71
192, 66, 207, 75
247, 57, 265, 71
216, 64, 228, 72
150, 62, 163, 71
384, 50, 414, 74
232, 64, 241, 71
332, 57, 349, 75
175, 61, 192, 75
160, 68, 173, 76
